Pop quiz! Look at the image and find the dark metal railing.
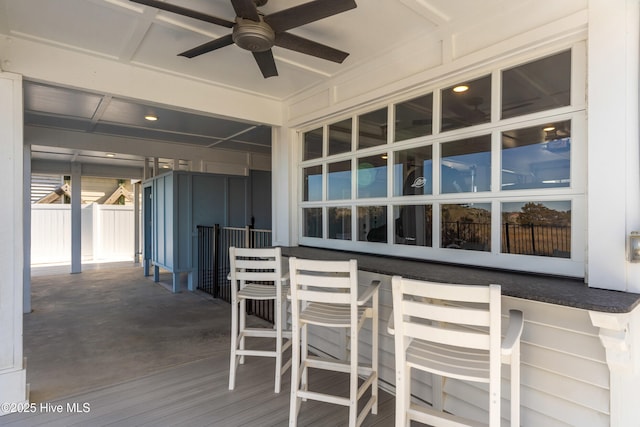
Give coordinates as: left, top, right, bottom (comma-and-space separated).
196, 225, 218, 296
441, 221, 492, 251
502, 223, 570, 257
441, 221, 570, 257
197, 224, 274, 322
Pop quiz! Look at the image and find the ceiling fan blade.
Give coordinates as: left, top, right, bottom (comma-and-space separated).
252, 50, 278, 78
230, 0, 260, 21
275, 32, 348, 63
178, 34, 234, 58
264, 0, 357, 32
130, 0, 234, 28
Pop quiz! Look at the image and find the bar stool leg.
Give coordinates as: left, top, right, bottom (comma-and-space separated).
228, 294, 238, 390
274, 297, 282, 393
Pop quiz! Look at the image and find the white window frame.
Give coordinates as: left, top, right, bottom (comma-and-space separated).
297, 43, 586, 277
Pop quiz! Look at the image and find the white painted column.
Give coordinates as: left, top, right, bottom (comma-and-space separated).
71, 162, 82, 273
587, 0, 640, 291
23, 143, 31, 314
134, 181, 141, 264
0, 72, 28, 414
271, 126, 296, 246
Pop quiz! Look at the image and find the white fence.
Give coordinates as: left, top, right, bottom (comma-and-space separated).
31, 204, 135, 265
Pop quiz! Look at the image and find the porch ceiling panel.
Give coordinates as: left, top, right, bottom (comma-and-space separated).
3, 0, 586, 169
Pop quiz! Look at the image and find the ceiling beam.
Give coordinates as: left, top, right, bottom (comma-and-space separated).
1, 36, 283, 126
118, 5, 157, 62
25, 125, 254, 165
399, 0, 450, 27
31, 158, 143, 179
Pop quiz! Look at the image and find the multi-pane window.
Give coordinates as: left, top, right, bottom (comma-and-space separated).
299, 48, 581, 274
441, 75, 491, 132
394, 146, 432, 196
501, 120, 571, 190
358, 108, 388, 149
358, 206, 387, 242
328, 160, 351, 200
328, 118, 352, 155
394, 204, 432, 246
302, 165, 322, 201
303, 208, 322, 238
328, 207, 352, 240
501, 201, 571, 257
303, 127, 323, 161
395, 94, 433, 141
502, 50, 571, 119
441, 203, 491, 251
357, 155, 387, 198
441, 136, 491, 194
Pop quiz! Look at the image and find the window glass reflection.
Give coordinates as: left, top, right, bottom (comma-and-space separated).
358, 206, 387, 243
328, 160, 351, 200
441, 75, 491, 132
394, 204, 432, 246
395, 94, 433, 141
394, 146, 432, 196
441, 135, 491, 194
502, 120, 570, 190
303, 127, 323, 160
303, 165, 322, 201
303, 208, 322, 238
502, 201, 571, 257
358, 108, 388, 149
502, 50, 571, 119
357, 155, 387, 198
441, 203, 491, 251
328, 118, 352, 155
328, 207, 352, 240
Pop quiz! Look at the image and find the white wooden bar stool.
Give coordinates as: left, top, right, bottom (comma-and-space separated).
288, 257, 379, 427
228, 246, 291, 393
388, 276, 524, 427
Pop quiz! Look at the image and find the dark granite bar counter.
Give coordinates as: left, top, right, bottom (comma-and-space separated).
281, 246, 640, 313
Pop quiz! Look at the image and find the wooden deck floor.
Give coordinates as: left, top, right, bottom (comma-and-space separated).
7, 264, 398, 426
3, 348, 396, 427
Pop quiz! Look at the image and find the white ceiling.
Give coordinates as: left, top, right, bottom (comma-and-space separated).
0, 0, 476, 99
0, 0, 540, 169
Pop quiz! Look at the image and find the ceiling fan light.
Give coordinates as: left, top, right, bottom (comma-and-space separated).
453, 85, 469, 93
232, 18, 275, 52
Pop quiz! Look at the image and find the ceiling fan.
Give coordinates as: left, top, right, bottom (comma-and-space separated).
130, 0, 357, 78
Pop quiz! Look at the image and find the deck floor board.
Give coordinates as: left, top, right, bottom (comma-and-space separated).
3, 350, 395, 427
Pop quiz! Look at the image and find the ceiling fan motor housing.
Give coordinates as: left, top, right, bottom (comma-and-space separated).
232, 17, 275, 52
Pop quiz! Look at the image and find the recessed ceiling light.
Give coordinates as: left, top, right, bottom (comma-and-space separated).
453, 85, 469, 93
543, 126, 556, 132
145, 114, 158, 121
105, 153, 116, 157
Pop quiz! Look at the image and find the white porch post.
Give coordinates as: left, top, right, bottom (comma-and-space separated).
271, 126, 297, 246
23, 143, 31, 314
0, 72, 29, 414
134, 181, 141, 264
587, 0, 640, 291
71, 162, 82, 273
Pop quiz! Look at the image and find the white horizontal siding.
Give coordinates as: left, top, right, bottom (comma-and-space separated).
305, 270, 610, 427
